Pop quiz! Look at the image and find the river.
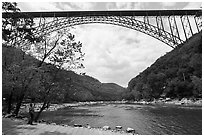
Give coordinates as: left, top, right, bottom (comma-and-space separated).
39, 103, 202, 135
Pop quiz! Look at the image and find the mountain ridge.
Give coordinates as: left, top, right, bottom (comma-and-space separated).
124, 32, 202, 101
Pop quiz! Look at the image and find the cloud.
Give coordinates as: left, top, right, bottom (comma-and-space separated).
69, 2, 96, 10
55, 2, 97, 10
70, 24, 171, 87
18, 2, 61, 11
183, 2, 202, 9
115, 2, 134, 9
18, 2, 98, 11
161, 2, 178, 7
54, 2, 75, 10
106, 2, 143, 10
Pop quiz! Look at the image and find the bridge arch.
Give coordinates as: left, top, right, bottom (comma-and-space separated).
3, 10, 201, 48
34, 16, 183, 48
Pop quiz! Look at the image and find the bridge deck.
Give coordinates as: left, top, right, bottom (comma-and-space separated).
2, 9, 202, 18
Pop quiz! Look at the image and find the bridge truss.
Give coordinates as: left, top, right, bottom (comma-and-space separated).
3, 9, 202, 48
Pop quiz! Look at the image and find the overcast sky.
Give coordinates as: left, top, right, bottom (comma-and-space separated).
17, 2, 202, 87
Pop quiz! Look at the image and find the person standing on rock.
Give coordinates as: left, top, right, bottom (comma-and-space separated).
28, 103, 35, 125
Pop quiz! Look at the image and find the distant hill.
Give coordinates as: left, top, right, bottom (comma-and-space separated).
124, 32, 202, 101
57, 70, 125, 102
2, 45, 125, 102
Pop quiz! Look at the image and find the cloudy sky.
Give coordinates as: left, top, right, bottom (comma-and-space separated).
17, 1, 202, 87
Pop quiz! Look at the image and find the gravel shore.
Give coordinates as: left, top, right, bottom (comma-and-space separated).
2, 118, 130, 135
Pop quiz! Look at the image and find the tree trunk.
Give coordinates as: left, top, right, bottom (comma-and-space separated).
14, 70, 38, 116
7, 90, 13, 114
34, 102, 48, 122
14, 93, 25, 116
38, 57, 46, 67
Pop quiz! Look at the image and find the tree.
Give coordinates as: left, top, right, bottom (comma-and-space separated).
29, 29, 85, 121
12, 29, 84, 116
47, 29, 85, 71
147, 72, 166, 98
29, 69, 64, 121
2, 46, 39, 114
2, 2, 84, 117
189, 54, 202, 77
141, 84, 152, 100
191, 76, 202, 97
2, 2, 38, 47
165, 78, 194, 99
2, 2, 40, 116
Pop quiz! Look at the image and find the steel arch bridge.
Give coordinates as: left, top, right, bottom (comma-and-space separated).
3, 9, 202, 48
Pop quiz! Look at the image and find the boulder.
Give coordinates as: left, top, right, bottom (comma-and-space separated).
38, 119, 46, 123
86, 124, 91, 129
62, 124, 68, 127
74, 124, 83, 127
115, 125, 122, 130
103, 126, 111, 130
126, 127, 135, 133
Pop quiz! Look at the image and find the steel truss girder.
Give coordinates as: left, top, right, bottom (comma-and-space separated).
194, 15, 202, 32
168, 16, 180, 45
180, 15, 193, 40
33, 16, 184, 48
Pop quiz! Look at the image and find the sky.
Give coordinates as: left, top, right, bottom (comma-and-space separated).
17, 1, 202, 87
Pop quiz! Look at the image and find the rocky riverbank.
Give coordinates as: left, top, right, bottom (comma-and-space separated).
2, 117, 132, 135
2, 116, 136, 135
20, 98, 201, 114
18, 98, 201, 115
135, 98, 202, 106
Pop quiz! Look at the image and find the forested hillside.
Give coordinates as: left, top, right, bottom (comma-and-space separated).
124, 32, 202, 101
2, 45, 125, 104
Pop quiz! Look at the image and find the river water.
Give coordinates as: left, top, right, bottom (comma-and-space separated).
40, 103, 202, 135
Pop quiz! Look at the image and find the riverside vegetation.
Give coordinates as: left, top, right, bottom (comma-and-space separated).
2, 2, 202, 122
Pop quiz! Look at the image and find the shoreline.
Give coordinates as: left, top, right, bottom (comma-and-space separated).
2, 117, 131, 135
2, 117, 134, 135
34, 98, 202, 112
134, 98, 202, 107
19, 98, 202, 114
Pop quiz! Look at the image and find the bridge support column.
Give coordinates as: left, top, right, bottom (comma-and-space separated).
194, 15, 202, 32
180, 15, 193, 40
168, 15, 180, 44
156, 15, 165, 37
